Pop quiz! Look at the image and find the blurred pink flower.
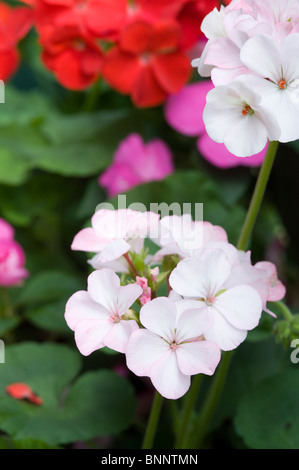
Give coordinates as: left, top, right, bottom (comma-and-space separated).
0, 218, 29, 287
99, 133, 174, 197
164, 80, 267, 168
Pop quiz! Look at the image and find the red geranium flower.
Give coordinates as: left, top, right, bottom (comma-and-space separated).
40, 24, 104, 89
30, 0, 127, 39
102, 19, 191, 107
0, 2, 33, 81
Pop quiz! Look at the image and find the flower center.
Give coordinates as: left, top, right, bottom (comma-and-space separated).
278, 80, 287, 90
170, 341, 179, 351
110, 313, 121, 323
242, 104, 253, 116
205, 296, 216, 307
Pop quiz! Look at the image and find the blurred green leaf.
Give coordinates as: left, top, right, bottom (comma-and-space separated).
235, 369, 299, 449
0, 342, 136, 446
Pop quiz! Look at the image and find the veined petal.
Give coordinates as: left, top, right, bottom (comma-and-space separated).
71, 227, 108, 252
117, 283, 143, 316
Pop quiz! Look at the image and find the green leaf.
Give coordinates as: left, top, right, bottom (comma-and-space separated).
0, 317, 20, 337
235, 369, 299, 449
0, 342, 136, 446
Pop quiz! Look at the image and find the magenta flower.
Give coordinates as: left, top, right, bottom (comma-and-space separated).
164, 80, 267, 168
0, 218, 29, 287
99, 133, 174, 197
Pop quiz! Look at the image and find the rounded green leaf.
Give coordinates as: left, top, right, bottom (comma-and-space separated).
235, 369, 299, 449
0, 342, 136, 446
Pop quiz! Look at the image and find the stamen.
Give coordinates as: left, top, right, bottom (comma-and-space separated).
242, 105, 252, 116
278, 80, 287, 90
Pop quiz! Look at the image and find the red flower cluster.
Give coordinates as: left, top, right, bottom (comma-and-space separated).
0, 2, 33, 81
24, 0, 220, 106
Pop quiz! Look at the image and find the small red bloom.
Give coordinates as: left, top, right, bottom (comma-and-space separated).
6, 383, 43, 405
0, 2, 33, 81
40, 24, 104, 89
102, 19, 191, 107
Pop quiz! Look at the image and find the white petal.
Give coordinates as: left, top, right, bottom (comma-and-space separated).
65, 290, 109, 331
74, 318, 112, 356
215, 285, 262, 330
87, 269, 120, 311
240, 34, 282, 82
117, 283, 143, 316
176, 341, 221, 376
175, 307, 213, 343
126, 329, 169, 376
223, 113, 269, 157
96, 239, 131, 263
150, 350, 191, 400
204, 309, 248, 351
103, 319, 139, 354
169, 249, 231, 299
139, 297, 177, 342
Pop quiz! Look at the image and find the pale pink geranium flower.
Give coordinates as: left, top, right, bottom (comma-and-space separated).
64, 268, 143, 355
169, 247, 263, 351
126, 297, 221, 400
0, 218, 29, 287
203, 77, 280, 157
98, 133, 174, 198
71, 208, 160, 272
239, 33, 299, 143
164, 80, 267, 168
151, 214, 228, 262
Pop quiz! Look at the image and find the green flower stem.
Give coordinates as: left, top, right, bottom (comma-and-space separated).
237, 140, 279, 251
142, 392, 164, 449
182, 140, 279, 449
0, 287, 14, 318
184, 350, 233, 449
174, 374, 203, 449
273, 300, 293, 321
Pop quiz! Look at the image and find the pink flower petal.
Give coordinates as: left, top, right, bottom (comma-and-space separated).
176, 340, 221, 376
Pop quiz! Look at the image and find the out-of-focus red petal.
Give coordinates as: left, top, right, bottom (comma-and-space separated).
85, 0, 127, 37
151, 20, 181, 52
120, 21, 153, 54
6, 383, 43, 406
131, 64, 166, 107
0, 49, 19, 81
102, 48, 141, 93
151, 52, 191, 94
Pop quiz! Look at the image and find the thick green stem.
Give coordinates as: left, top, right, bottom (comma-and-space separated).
174, 374, 203, 449
142, 392, 164, 449
237, 140, 279, 251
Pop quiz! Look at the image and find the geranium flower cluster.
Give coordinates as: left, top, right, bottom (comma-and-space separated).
0, 2, 33, 82
20, 0, 220, 106
0, 218, 29, 287
192, 0, 299, 156
65, 208, 286, 399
